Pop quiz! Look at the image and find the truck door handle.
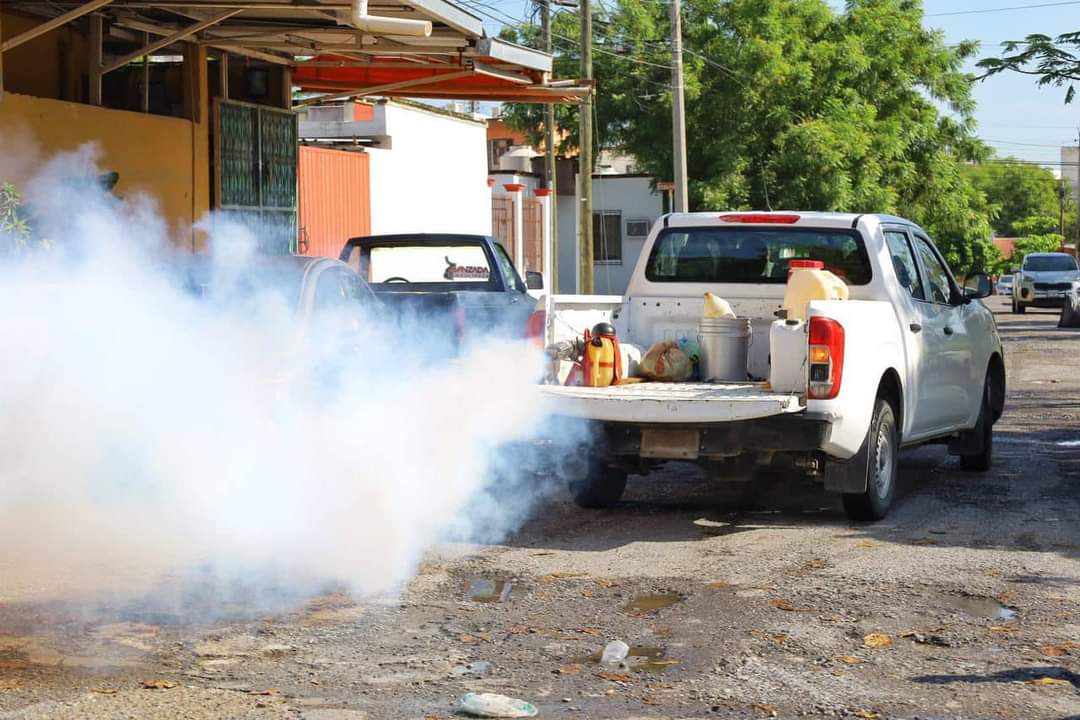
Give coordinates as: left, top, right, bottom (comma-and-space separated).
943, 326, 954, 336
909, 322, 922, 333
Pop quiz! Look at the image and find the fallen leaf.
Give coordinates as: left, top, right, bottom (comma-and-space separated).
575, 627, 603, 636
833, 655, 865, 665
851, 710, 881, 719
1029, 677, 1071, 687
594, 578, 619, 588
593, 671, 631, 683
508, 624, 530, 635
858, 540, 881, 548
769, 599, 797, 612
141, 679, 178, 690
750, 703, 779, 717
1040, 645, 1069, 657
529, 551, 556, 556
579, 589, 595, 599
0, 680, 22, 690
644, 659, 679, 667
862, 633, 892, 649
91, 688, 118, 695
706, 581, 732, 589
248, 688, 280, 696
988, 625, 1016, 633
558, 664, 583, 675
641, 694, 662, 705
769, 634, 787, 644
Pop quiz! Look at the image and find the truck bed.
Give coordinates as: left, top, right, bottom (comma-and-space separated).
539, 381, 804, 424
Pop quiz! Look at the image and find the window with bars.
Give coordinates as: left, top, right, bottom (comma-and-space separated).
592, 211, 622, 263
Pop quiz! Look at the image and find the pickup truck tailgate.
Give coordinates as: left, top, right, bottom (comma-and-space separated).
539, 382, 804, 423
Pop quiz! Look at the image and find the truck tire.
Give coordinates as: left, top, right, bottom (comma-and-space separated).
959, 380, 994, 472
842, 398, 898, 522
568, 461, 627, 509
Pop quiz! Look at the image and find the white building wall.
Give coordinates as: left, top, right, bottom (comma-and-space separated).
556, 175, 664, 295
367, 103, 491, 236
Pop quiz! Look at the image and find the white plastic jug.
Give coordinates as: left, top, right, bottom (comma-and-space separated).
769, 319, 806, 393
782, 260, 848, 321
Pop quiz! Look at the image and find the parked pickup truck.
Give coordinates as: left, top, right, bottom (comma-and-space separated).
340, 234, 540, 348
1011, 252, 1080, 314
537, 212, 1006, 520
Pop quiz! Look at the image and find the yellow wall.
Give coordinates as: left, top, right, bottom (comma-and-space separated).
0, 92, 206, 246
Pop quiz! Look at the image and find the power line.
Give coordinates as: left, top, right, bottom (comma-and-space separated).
982, 138, 1074, 148
925, 0, 1080, 17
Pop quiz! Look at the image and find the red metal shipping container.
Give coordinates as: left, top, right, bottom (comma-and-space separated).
298, 145, 371, 258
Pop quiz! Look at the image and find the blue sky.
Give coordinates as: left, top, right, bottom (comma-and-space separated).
468, 0, 1079, 170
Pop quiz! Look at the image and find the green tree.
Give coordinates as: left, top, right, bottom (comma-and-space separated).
1012, 233, 1065, 262
961, 159, 1064, 236
0, 182, 31, 256
504, 0, 999, 272
978, 32, 1080, 104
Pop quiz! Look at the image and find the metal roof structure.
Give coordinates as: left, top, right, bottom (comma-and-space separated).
3, 1, 589, 104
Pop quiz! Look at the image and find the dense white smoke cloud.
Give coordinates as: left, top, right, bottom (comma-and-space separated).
0, 142, 565, 608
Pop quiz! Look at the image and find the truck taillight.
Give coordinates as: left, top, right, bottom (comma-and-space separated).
526, 309, 546, 348
807, 316, 844, 400
454, 305, 466, 346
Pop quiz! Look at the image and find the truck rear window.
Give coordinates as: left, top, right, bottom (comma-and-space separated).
367, 245, 493, 284
645, 227, 872, 285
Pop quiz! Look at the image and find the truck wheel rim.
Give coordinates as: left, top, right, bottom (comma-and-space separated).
874, 423, 894, 499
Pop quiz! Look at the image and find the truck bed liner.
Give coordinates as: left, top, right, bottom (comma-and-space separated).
539, 382, 804, 424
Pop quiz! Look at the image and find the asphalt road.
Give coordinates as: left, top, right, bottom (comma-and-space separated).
0, 297, 1077, 720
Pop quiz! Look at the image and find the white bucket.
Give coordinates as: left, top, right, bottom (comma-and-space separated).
698, 317, 751, 382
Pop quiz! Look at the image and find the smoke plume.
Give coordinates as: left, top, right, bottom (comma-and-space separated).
0, 142, 563, 611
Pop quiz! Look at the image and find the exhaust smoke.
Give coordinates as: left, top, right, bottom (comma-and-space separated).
0, 142, 568, 614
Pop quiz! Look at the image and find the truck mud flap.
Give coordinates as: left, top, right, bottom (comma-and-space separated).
824, 433, 870, 493
599, 415, 830, 458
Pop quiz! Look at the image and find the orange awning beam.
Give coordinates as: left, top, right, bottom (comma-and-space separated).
295, 67, 474, 106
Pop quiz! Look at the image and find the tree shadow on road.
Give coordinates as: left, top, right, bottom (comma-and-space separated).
506, 426, 1080, 563
911, 665, 1079, 689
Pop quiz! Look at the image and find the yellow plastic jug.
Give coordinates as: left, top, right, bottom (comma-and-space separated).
782, 260, 848, 321
703, 292, 736, 319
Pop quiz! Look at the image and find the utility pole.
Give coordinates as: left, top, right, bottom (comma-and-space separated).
669, 0, 688, 212
541, 0, 558, 293
578, 0, 594, 293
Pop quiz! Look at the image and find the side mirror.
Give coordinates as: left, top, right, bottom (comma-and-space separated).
525, 271, 544, 290
962, 271, 992, 300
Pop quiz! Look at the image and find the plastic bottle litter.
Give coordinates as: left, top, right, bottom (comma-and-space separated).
600, 639, 630, 665
703, 292, 736, 319
456, 692, 538, 718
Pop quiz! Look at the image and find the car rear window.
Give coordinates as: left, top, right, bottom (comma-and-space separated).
645, 227, 872, 285
1023, 255, 1078, 272
367, 244, 493, 284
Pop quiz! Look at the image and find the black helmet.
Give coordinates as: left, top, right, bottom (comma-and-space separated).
592, 322, 616, 337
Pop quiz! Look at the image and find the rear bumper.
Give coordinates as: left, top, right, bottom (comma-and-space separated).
594, 412, 832, 458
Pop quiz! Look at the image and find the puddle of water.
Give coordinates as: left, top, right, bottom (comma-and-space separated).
576, 645, 676, 673
942, 595, 1017, 621
622, 593, 682, 616
463, 578, 511, 603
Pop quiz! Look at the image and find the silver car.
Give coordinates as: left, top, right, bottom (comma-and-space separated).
995, 274, 1013, 296
1012, 252, 1080, 313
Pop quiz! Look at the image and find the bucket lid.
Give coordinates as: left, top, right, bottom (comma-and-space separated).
789, 259, 825, 271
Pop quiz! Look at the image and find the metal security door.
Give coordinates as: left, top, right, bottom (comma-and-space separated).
214, 99, 298, 254
491, 195, 514, 263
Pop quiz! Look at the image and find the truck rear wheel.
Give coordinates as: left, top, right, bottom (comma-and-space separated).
568, 461, 627, 509
842, 398, 898, 522
1012, 296, 1026, 313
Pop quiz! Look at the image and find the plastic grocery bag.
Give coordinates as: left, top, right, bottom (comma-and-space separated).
456, 692, 538, 718
639, 340, 693, 382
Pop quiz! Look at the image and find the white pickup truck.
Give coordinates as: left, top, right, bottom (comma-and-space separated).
538, 212, 1006, 520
